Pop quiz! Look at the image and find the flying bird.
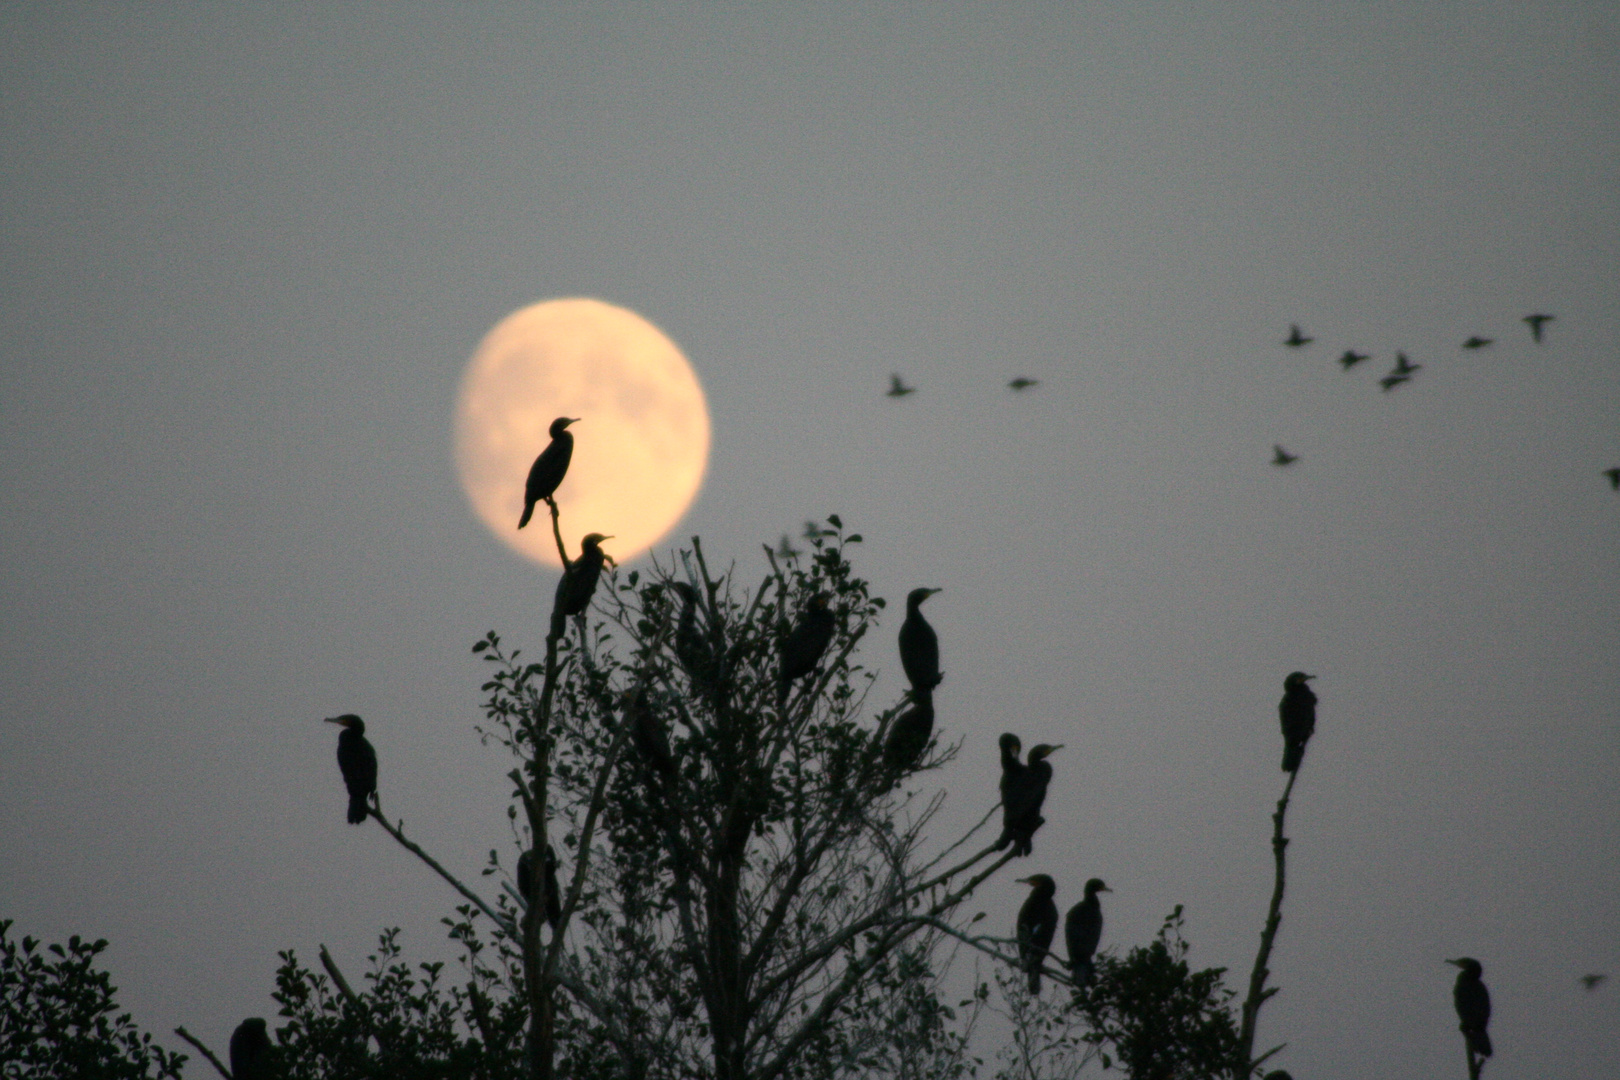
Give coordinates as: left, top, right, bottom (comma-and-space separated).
1391, 351, 1419, 375
1339, 349, 1370, 370
1462, 336, 1493, 350
898, 587, 943, 693
1448, 957, 1493, 1059
1279, 672, 1317, 773
518, 417, 579, 529
555, 534, 612, 619
1379, 374, 1411, 392
1580, 973, 1608, 991
1523, 313, 1553, 343
779, 594, 836, 703
1285, 324, 1313, 348
776, 534, 801, 559
1016, 875, 1059, 994
882, 690, 935, 777
325, 714, 377, 825
230, 1018, 272, 1080
1008, 377, 1039, 391
1272, 445, 1298, 467
998, 741, 1061, 856
1605, 468, 1619, 491
887, 374, 916, 398
1065, 878, 1111, 986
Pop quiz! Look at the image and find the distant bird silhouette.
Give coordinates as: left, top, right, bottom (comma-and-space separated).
1016, 875, 1059, 994
887, 374, 916, 398
326, 714, 376, 824
882, 689, 934, 776
779, 594, 836, 703
1285, 324, 1313, 348
1379, 374, 1412, 392
518, 846, 563, 930
898, 587, 943, 692
1272, 445, 1298, 467
1462, 336, 1493, 350
1339, 349, 1370, 370
998, 741, 1061, 855
1580, 973, 1607, 991
671, 582, 713, 681
1392, 351, 1419, 375
1605, 468, 1620, 491
518, 417, 579, 529
1279, 672, 1317, 773
1065, 878, 1110, 986
1448, 957, 1493, 1059
1008, 377, 1039, 391
627, 688, 674, 779
776, 534, 801, 559
1523, 313, 1553, 343
555, 534, 612, 619
230, 1018, 272, 1080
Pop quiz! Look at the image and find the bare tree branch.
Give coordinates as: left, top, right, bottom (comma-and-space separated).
172, 1026, 231, 1080
1235, 767, 1299, 1078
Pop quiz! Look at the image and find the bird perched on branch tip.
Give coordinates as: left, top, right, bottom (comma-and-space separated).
325, 714, 376, 824
1016, 875, 1059, 994
518, 417, 578, 529
1279, 672, 1317, 773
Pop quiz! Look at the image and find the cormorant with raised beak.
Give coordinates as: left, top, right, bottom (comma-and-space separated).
555, 534, 612, 619
998, 741, 1061, 855
898, 587, 942, 692
1065, 878, 1111, 985
1279, 672, 1317, 773
325, 714, 376, 824
1448, 957, 1493, 1059
1016, 875, 1059, 994
229, 1018, 272, 1080
518, 417, 579, 529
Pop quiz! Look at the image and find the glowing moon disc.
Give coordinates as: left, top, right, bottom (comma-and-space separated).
454, 298, 710, 568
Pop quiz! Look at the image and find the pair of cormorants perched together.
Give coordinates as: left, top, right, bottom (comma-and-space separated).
882, 587, 943, 774
516, 416, 613, 621
997, 733, 1061, 856
1015, 875, 1110, 993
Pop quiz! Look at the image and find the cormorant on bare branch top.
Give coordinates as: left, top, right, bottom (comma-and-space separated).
1523, 313, 1553, 343
1285, 324, 1313, 348
325, 714, 376, 824
230, 1018, 272, 1080
898, 587, 942, 693
1065, 878, 1110, 985
1272, 445, 1298, 467
1462, 336, 1493, 350
1339, 349, 1370, 370
1448, 957, 1493, 1059
1016, 874, 1059, 994
780, 593, 836, 701
1008, 377, 1039, 391
555, 534, 612, 619
882, 690, 934, 777
1279, 672, 1317, 773
998, 741, 1061, 856
887, 374, 916, 398
518, 417, 578, 529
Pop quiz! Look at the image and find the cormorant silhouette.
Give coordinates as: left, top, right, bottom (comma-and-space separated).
1380, 373, 1411, 392
1065, 878, 1110, 985
1285, 324, 1313, 348
776, 534, 801, 558
887, 374, 916, 398
882, 690, 934, 777
1016, 875, 1059, 994
1392, 351, 1419, 375
1523, 313, 1553, 343
627, 688, 674, 779
779, 594, 835, 703
517, 846, 563, 930
325, 714, 376, 824
1580, 973, 1607, 991
518, 417, 578, 529
1008, 377, 1039, 391
1462, 336, 1493, 350
1448, 957, 1493, 1059
998, 743, 1061, 855
1339, 349, 1370, 370
555, 534, 612, 619
898, 587, 942, 692
230, 1018, 272, 1080
1279, 672, 1317, 773
1272, 445, 1298, 467
1605, 468, 1619, 491
671, 582, 713, 679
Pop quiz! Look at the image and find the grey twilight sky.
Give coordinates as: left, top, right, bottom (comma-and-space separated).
2, 3, 1616, 1077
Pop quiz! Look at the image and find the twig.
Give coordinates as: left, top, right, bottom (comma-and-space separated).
371, 811, 517, 937
1235, 768, 1299, 1078
318, 944, 361, 1007
173, 1026, 232, 1079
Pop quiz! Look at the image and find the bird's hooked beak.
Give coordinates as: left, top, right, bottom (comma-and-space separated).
1303, 674, 1317, 681
1016, 876, 1036, 885
324, 716, 351, 727
1445, 958, 1463, 968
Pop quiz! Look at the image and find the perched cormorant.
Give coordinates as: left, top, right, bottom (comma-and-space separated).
882, 690, 934, 776
1008, 377, 1039, 391
1065, 878, 1111, 986
517, 846, 563, 931
1523, 313, 1553, 343
1339, 349, 1369, 370
1448, 957, 1493, 1059
998, 733, 1025, 816
1605, 467, 1620, 491
555, 534, 612, 619
1285, 324, 1313, 348
229, 1017, 272, 1080
1462, 336, 1493, 350
1279, 672, 1317, 773
887, 374, 916, 398
779, 594, 835, 701
1379, 373, 1411, 392
898, 587, 942, 693
1272, 445, 1298, 467
518, 417, 579, 529
998, 743, 1061, 856
325, 714, 376, 824
627, 689, 674, 778
671, 582, 711, 676
1016, 875, 1059, 994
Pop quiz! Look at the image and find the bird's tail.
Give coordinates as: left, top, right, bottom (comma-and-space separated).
1027, 963, 1043, 995
347, 793, 370, 825
517, 501, 535, 530
1281, 744, 1304, 773
1463, 1027, 1492, 1058
1071, 960, 1095, 987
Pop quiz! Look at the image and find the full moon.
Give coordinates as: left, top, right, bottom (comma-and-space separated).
454, 298, 711, 568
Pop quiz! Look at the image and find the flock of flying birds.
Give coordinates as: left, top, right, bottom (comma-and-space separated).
884, 312, 1620, 488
